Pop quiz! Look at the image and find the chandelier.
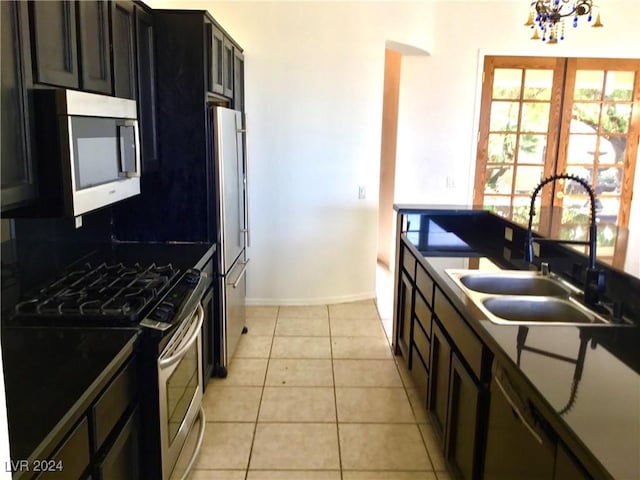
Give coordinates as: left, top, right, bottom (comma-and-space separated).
525, 1, 603, 44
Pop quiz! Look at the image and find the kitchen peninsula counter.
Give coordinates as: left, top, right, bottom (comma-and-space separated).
393, 205, 640, 480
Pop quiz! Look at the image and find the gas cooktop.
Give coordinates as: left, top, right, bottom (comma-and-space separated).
11, 262, 180, 327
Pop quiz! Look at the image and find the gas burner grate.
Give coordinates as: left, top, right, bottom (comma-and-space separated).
14, 262, 180, 325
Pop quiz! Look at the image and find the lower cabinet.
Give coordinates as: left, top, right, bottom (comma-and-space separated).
34, 356, 141, 480
446, 353, 483, 480
428, 320, 451, 439
396, 271, 413, 358
96, 407, 140, 480
429, 320, 484, 480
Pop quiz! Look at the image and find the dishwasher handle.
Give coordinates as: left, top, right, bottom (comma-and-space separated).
494, 369, 544, 445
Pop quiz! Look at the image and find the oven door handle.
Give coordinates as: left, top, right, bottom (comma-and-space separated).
177, 406, 206, 480
159, 304, 204, 370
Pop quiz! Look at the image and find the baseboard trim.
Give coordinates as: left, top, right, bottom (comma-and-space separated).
246, 292, 376, 306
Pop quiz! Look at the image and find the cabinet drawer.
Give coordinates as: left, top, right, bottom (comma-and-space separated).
414, 292, 431, 339
36, 417, 90, 480
92, 358, 137, 451
434, 288, 484, 380
412, 319, 430, 371
402, 246, 416, 278
97, 406, 140, 480
416, 265, 434, 307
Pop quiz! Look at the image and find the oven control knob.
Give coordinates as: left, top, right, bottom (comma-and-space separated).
151, 306, 172, 322
184, 270, 200, 285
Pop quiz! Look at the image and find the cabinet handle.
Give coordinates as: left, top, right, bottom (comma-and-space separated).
494, 375, 543, 445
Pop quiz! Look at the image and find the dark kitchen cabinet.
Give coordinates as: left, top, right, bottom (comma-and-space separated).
113, 9, 244, 243
111, 0, 136, 100
29, 1, 112, 95
111, 0, 159, 171
209, 24, 225, 95
78, 1, 112, 94
29, 1, 79, 88
397, 271, 413, 359
135, 5, 159, 172
29, 355, 140, 480
1, 0, 36, 211
428, 320, 451, 439
233, 48, 245, 111
446, 353, 483, 480
223, 37, 234, 98
96, 407, 140, 480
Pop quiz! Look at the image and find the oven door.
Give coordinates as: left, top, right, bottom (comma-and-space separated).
158, 304, 205, 480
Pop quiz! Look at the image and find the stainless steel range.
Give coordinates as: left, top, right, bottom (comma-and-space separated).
8, 260, 210, 480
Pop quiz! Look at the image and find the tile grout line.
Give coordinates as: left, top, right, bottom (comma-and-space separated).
327, 304, 345, 480
242, 305, 279, 480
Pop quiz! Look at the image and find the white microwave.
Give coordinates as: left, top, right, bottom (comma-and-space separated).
34, 89, 141, 217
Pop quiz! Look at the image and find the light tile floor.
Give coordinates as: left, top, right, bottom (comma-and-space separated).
191, 265, 451, 480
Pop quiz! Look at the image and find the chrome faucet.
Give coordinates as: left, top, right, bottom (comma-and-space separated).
524, 173, 605, 306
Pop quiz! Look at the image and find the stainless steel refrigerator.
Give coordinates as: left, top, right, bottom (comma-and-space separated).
212, 106, 249, 377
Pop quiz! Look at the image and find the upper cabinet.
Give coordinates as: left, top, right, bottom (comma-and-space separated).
204, 15, 244, 107
1, 1, 36, 212
30, 1, 112, 95
135, 5, 159, 172
78, 1, 112, 94
112, 0, 136, 100
29, 1, 79, 89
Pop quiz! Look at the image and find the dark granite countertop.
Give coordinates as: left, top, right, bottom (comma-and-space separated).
1, 327, 139, 476
396, 206, 640, 480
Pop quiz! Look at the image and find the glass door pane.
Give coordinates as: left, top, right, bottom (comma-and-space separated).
558, 60, 639, 230
476, 58, 562, 226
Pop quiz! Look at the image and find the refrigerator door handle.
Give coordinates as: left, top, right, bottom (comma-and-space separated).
229, 258, 250, 289
237, 113, 250, 248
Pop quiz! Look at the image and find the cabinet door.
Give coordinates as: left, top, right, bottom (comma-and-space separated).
78, 1, 112, 94
396, 271, 413, 359
29, 0, 79, 88
210, 25, 225, 95
428, 320, 451, 442
135, 6, 159, 172
223, 38, 234, 98
1, 1, 36, 211
484, 371, 555, 480
445, 352, 483, 480
96, 407, 140, 480
233, 48, 245, 111
112, 0, 136, 99
36, 417, 90, 480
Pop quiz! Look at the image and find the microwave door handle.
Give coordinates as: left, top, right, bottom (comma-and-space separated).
118, 121, 140, 178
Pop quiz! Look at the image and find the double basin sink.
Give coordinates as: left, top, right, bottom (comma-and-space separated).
446, 269, 621, 327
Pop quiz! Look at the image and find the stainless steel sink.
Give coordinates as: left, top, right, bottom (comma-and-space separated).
458, 272, 571, 297
445, 269, 620, 327
482, 297, 603, 325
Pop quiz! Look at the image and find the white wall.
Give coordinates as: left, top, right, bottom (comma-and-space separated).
148, 0, 434, 304
395, 0, 640, 206
147, 0, 639, 303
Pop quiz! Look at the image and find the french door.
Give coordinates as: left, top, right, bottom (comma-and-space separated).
475, 56, 640, 264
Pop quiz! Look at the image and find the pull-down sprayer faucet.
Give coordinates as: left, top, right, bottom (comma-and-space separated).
525, 173, 605, 306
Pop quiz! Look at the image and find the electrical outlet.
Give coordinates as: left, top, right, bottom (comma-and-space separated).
446, 176, 456, 189
358, 186, 366, 199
